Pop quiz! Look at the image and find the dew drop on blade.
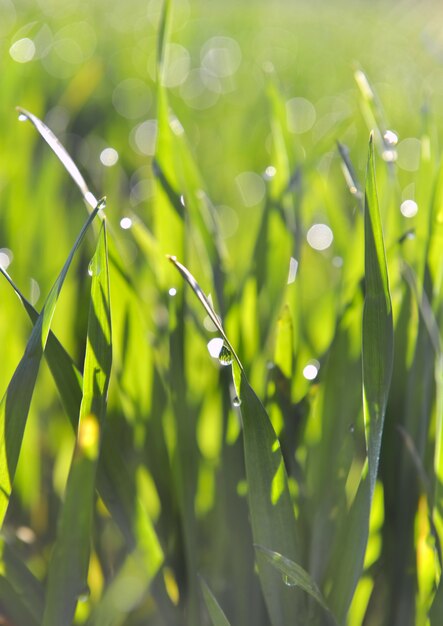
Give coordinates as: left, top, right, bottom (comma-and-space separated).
282, 574, 297, 587
218, 344, 233, 366
88, 259, 101, 278
18, 113, 27, 122
232, 396, 241, 407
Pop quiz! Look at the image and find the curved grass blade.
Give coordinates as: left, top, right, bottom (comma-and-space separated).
337, 141, 363, 204
167, 255, 241, 369
363, 132, 394, 496
156, 0, 171, 81
326, 134, 393, 622
0, 266, 83, 425
169, 256, 304, 625
0, 201, 102, 528
200, 576, 231, 626
0, 261, 162, 566
255, 545, 337, 624
42, 221, 111, 626
16, 107, 98, 210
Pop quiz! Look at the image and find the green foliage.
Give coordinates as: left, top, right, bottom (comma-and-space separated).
2, 1, 443, 625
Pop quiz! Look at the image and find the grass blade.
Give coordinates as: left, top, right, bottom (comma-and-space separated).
0, 201, 102, 527
42, 221, 111, 626
326, 134, 393, 622
255, 545, 337, 623
169, 256, 305, 625
16, 107, 98, 210
363, 132, 394, 496
0, 257, 162, 565
200, 576, 231, 626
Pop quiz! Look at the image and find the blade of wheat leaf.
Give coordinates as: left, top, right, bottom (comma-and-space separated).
337, 141, 363, 203
199, 576, 232, 626
167, 255, 241, 369
0, 265, 83, 425
16, 107, 98, 210
0, 202, 101, 527
169, 256, 306, 625
326, 134, 393, 623
362, 132, 394, 497
42, 221, 111, 626
255, 546, 337, 624
0, 257, 162, 560
156, 0, 171, 81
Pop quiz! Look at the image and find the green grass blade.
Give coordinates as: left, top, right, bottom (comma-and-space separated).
362, 133, 394, 496
169, 257, 305, 625
0, 260, 162, 562
326, 478, 371, 623
326, 134, 393, 622
0, 202, 101, 527
200, 576, 231, 626
16, 107, 98, 210
337, 141, 363, 204
42, 221, 111, 626
255, 545, 337, 623
0, 266, 83, 427
156, 0, 171, 81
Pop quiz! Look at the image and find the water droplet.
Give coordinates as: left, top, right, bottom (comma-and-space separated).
29, 278, 40, 305
282, 574, 297, 587
306, 224, 333, 251
168, 287, 177, 297
264, 165, 276, 179
100, 147, 119, 167
120, 216, 133, 230
287, 257, 298, 284
180, 194, 186, 207
400, 199, 418, 218
88, 259, 101, 277
207, 337, 224, 358
382, 149, 397, 163
218, 344, 233, 366
18, 113, 27, 122
383, 130, 398, 146
232, 396, 241, 407
349, 424, 355, 434
96, 197, 107, 211
0, 248, 13, 270
303, 360, 320, 380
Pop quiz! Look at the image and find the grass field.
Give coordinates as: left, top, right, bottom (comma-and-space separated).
2, 0, 443, 624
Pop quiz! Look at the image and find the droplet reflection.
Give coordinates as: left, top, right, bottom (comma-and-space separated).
207, 337, 224, 359
120, 217, 133, 230
306, 224, 333, 251
303, 360, 319, 381
400, 199, 418, 218
100, 147, 119, 167
383, 130, 398, 146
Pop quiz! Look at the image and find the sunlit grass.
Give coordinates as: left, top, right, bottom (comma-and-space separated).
2, 1, 443, 625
